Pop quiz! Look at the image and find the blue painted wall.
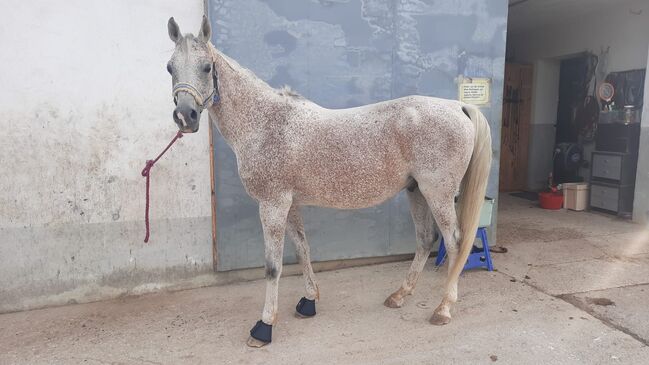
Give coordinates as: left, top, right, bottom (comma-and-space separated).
208, 0, 507, 270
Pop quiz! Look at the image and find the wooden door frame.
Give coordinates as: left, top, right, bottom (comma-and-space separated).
208, 116, 218, 271
205, 0, 219, 271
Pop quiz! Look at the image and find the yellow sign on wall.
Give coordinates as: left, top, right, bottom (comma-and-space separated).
458, 78, 491, 105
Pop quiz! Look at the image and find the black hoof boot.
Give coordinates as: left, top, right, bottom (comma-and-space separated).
296, 297, 316, 317
249, 320, 272, 344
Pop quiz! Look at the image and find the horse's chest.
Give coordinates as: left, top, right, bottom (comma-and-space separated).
236, 151, 288, 200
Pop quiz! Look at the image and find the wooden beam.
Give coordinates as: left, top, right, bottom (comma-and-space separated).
208, 116, 218, 271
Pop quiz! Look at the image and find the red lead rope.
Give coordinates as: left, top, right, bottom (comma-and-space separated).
141, 131, 184, 243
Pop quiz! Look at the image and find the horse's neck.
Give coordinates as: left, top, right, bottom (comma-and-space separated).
208, 44, 279, 146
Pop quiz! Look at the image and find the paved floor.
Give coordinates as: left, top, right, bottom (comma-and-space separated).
2, 195, 649, 364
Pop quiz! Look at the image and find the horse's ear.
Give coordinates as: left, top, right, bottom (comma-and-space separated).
198, 15, 211, 43
168, 17, 181, 43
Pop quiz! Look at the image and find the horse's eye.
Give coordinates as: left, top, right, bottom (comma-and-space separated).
167, 62, 173, 74
202, 63, 212, 73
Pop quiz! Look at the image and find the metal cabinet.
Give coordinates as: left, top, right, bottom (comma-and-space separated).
591, 152, 637, 185
589, 181, 635, 214
589, 120, 640, 216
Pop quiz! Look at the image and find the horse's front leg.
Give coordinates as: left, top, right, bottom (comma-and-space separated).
247, 197, 292, 348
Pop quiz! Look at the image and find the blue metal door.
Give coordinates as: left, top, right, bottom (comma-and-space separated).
208, 0, 506, 271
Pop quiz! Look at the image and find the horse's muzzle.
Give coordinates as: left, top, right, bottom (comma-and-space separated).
173, 104, 200, 133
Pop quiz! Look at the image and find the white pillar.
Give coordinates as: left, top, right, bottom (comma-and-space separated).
632, 44, 649, 223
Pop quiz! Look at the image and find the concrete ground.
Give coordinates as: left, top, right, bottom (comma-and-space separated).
2, 195, 649, 364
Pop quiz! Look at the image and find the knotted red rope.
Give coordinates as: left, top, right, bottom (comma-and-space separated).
141, 131, 184, 243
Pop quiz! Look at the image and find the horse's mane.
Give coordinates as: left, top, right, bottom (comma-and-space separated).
277, 85, 303, 99
209, 43, 304, 101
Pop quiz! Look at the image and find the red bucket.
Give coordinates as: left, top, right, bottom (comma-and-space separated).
539, 191, 563, 210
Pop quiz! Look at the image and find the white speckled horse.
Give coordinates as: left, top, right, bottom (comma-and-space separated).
166, 17, 491, 347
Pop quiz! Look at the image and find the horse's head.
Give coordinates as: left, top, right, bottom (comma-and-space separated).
166, 16, 216, 133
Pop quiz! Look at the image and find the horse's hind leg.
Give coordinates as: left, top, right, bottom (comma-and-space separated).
286, 204, 319, 316
247, 197, 292, 348
384, 186, 436, 308
417, 181, 460, 325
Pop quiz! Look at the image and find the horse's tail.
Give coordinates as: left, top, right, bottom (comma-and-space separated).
448, 104, 492, 289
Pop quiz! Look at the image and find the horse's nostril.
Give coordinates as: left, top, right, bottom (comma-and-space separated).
190, 110, 197, 121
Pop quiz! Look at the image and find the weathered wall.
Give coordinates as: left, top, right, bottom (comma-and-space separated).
209, 0, 507, 270
509, 0, 649, 196
0, 0, 213, 313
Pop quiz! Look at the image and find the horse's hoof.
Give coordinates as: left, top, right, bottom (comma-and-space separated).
248, 320, 272, 346
246, 336, 269, 348
295, 311, 313, 319
295, 297, 316, 317
384, 293, 404, 308
429, 312, 451, 325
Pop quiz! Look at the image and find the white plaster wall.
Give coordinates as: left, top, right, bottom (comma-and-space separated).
526, 60, 560, 190
0, 0, 213, 312
530, 60, 561, 126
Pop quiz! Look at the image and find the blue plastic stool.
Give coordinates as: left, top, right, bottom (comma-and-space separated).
435, 227, 493, 271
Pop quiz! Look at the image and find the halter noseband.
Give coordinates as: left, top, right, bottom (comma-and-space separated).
172, 78, 218, 110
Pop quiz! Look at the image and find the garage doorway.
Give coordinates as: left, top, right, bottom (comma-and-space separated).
505, 0, 648, 219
